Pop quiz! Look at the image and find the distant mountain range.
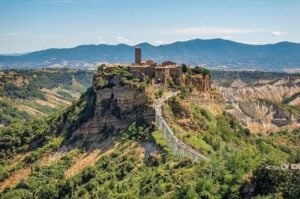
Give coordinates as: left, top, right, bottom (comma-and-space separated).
1, 39, 300, 72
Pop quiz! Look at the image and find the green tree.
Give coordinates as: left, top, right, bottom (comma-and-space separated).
182, 64, 188, 73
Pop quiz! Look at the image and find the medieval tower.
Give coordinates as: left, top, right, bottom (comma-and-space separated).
135, 47, 141, 65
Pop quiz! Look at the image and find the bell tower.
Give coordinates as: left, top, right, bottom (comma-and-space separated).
135, 47, 141, 65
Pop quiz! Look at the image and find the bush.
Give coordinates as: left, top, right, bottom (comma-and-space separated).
181, 64, 188, 73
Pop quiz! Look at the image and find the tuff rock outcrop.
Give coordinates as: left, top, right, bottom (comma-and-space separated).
73, 73, 154, 136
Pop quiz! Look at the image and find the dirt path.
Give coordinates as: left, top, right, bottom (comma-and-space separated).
0, 168, 31, 192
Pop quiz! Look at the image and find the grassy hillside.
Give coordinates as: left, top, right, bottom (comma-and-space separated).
0, 69, 94, 126
0, 82, 299, 198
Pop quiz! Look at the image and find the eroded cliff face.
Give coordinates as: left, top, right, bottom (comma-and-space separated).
219, 77, 300, 134
72, 74, 154, 138
181, 73, 211, 92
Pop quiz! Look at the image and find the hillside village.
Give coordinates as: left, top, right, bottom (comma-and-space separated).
97, 47, 211, 88
72, 48, 213, 147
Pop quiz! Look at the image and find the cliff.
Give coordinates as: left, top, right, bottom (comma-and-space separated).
181, 73, 211, 92
219, 77, 300, 134
72, 68, 154, 137
68, 66, 213, 140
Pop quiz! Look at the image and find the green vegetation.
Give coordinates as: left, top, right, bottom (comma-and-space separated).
181, 64, 188, 73
283, 92, 300, 104
161, 97, 300, 198
191, 66, 210, 76
0, 69, 93, 125
0, 69, 299, 198
181, 65, 211, 77
155, 88, 164, 99
1, 114, 298, 198
95, 76, 108, 89
0, 99, 30, 124
95, 66, 148, 91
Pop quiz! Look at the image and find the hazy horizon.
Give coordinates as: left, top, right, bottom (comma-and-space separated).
1, 0, 300, 54
1, 37, 300, 56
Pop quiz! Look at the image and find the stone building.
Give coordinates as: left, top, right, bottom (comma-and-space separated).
154, 65, 181, 84
162, 61, 176, 66
128, 65, 154, 77
99, 48, 209, 89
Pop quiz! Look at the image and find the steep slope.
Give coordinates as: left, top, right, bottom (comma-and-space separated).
0, 68, 299, 198
218, 75, 300, 134
0, 69, 94, 127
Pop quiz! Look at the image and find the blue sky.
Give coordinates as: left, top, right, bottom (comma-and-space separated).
0, 0, 299, 54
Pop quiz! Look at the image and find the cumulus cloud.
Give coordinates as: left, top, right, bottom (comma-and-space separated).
115, 36, 130, 43
171, 26, 261, 35
271, 31, 287, 37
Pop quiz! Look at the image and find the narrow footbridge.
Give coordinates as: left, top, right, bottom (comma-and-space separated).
154, 91, 208, 162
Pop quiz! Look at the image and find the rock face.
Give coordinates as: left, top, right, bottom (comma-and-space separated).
182, 74, 211, 92
72, 67, 212, 137
219, 77, 300, 134
14, 75, 29, 87
74, 73, 154, 136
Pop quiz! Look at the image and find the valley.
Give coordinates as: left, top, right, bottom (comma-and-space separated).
214, 71, 300, 134
0, 69, 93, 127
1, 1, 299, 198
0, 65, 299, 198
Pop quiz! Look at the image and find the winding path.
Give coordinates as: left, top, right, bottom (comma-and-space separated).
154, 91, 208, 162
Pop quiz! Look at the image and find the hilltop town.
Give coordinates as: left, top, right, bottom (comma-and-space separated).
95, 47, 211, 89
72, 48, 213, 139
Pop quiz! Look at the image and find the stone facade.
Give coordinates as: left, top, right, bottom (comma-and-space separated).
135, 47, 141, 65
154, 66, 182, 84
162, 61, 176, 66
129, 65, 155, 78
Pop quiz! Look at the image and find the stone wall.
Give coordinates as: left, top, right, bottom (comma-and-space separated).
154, 66, 181, 84
182, 74, 211, 92
129, 65, 155, 78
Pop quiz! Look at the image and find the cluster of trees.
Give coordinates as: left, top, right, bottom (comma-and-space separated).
165, 97, 300, 198
0, 100, 30, 124
181, 64, 210, 76
1, 122, 298, 198
0, 69, 299, 198
95, 66, 147, 91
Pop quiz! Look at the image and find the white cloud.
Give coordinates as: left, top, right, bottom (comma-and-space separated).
171, 26, 261, 35
115, 36, 130, 43
271, 31, 287, 37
